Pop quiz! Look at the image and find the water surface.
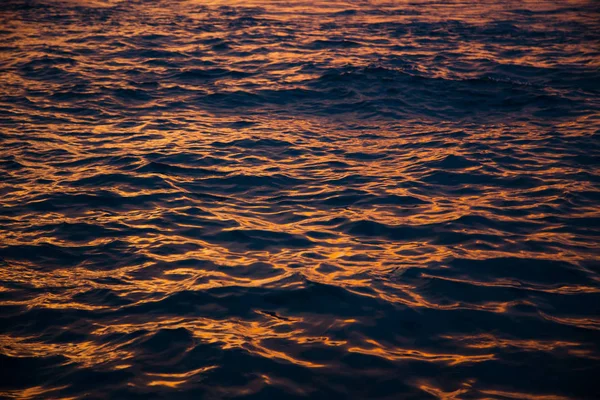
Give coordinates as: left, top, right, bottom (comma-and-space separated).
0, 0, 599, 398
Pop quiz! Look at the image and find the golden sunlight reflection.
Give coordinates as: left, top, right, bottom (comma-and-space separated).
0, 0, 598, 398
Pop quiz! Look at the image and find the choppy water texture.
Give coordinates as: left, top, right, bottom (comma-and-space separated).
1, 0, 600, 398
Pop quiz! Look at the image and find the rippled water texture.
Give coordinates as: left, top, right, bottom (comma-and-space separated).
1, 0, 599, 398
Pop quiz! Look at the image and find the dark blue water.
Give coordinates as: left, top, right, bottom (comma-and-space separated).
1, 0, 599, 398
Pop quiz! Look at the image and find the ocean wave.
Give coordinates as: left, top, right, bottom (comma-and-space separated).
0, 0, 599, 398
